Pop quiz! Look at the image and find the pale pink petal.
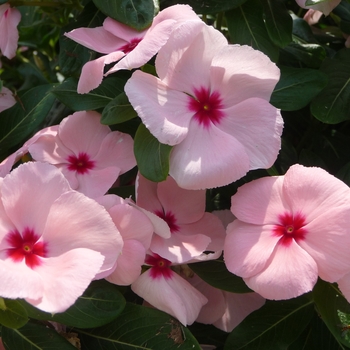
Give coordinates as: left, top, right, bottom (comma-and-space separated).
1, 162, 71, 234
295, 0, 341, 15
0, 86, 16, 112
106, 240, 146, 285
103, 17, 147, 42
218, 98, 283, 169
230, 175, 290, 225
28, 133, 60, 164
212, 209, 235, 229
42, 190, 123, 275
210, 45, 280, 106
169, 121, 250, 190
64, 26, 127, 54
150, 232, 211, 263
213, 292, 265, 332
135, 174, 163, 213
131, 269, 207, 325
125, 71, 192, 145
0, 152, 19, 178
337, 273, 350, 303
26, 248, 104, 313
156, 176, 206, 224
299, 209, 350, 282
0, 4, 21, 59
303, 9, 323, 25
97, 193, 125, 211
224, 220, 280, 278
0, 179, 16, 237
77, 51, 125, 93
151, 5, 199, 26
244, 240, 318, 300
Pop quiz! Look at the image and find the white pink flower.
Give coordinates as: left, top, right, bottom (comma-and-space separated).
125, 21, 283, 190
0, 86, 16, 113
0, 162, 123, 313
224, 164, 350, 300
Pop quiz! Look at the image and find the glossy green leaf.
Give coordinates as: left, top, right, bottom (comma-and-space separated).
101, 92, 138, 125
92, 0, 157, 30
0, 299, 28, 329
182, 0, 248, 14
224, 295, 314, 350
270, 66, 328, 111
225, 0, 279, 62
313, 279, 350, 348
190, 259, 252, 293
311, 48, 350, 124
134, 122, 172, 182
78, 302, 201, 349
52, 77, 125, 111
17, 280, 125, 329
260, 0, 292, 48
0, 84, 55, 152
336, 162, 350, 187
2, 321, 77, 350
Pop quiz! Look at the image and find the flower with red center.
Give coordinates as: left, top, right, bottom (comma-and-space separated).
64, 5, 200, 93
224, 164, 350, 300
0, 162, 123, 313
28, 111, 136, 199
125, 20, 283, 190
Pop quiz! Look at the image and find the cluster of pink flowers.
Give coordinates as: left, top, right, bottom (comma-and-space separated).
2, 2, 350, 334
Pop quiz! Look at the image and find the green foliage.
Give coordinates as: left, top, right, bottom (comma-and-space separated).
0, 299, 28, 329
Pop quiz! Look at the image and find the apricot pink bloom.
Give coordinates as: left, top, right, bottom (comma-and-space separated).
224, 164, 350, 300
0, 162, 123, 313
295, 0, 340, 16
28, 111, 136, 199
0, 3, 21, 59
125, 21, 283, 190
64, 5, 199, 93
131, 253, 207, 325
136, 174, 226, 263
0, 86, 16, 112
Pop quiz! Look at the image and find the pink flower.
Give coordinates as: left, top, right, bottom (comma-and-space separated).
224, 164, 350, 300
136, 174, 226, 263
295, 0, 340, 16
64, 5, 199, 93
0, 86, 16, 112
0, 3, 21, 59
131, 253, 207, 325
125, 21, 283, 190
28, 111, 136, 198
0, 162, 123, 313
302, 9, 323, 25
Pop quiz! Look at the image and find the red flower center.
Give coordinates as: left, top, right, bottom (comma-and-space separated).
154, 209, 180, 234
67, 152, 95, 174
145, 254, 173, 279
5, 228, 48, 269
118, 38, 142, 54
273, 212, 307, 246
188, 87, 225, 128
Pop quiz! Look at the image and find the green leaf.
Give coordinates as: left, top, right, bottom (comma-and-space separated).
0, 84, 55, 152
313, 279, 350, 348
336, 162, 350, 187
78, 302, 201, 349
183, 0, 248, 14
311, 48, 350, 124
225, 0, 279, 62
52, 77, 125, 111
270, 66, 328, 111
260, 0, 292, 48
134, 122, 172, 182
224, 295, 314, 350
0, 299, 28, 329
17, 280, 125, 329
92, 0, 157, 30
101, 92, 138, 125
2, 321, 77, 350
189, 259, 252, 293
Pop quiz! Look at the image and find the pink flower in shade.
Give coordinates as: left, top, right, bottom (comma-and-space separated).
27, 111, 136, 199
295, 0, 340, 16
131, 253, 207, 325
125, 21, 283, 190
0, 3, 21, 59
97, 194, 154, 286
224, 164, 350, 300
136, 174, 226, 263
0, 162, 123, 313
0, 86, 16, 112
64, 5, 199, 93
303, 9, 323, 25
187, 274, 265, 332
